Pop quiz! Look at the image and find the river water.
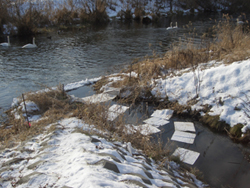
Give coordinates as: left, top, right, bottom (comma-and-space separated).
0, 13, 216, 111
1, 13, 249, 187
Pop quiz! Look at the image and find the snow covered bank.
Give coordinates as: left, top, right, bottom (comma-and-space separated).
151, 59, 250, 133
0, 118, 205, 187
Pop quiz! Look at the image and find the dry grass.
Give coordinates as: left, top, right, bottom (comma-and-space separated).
200, 114, 230, 132
80, 0, 109, 24
1, 82, 172, 164
210, 14, 250, 63
0, 85, 72, 149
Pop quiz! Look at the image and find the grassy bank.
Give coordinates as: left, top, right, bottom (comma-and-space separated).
0, 86, 171, 165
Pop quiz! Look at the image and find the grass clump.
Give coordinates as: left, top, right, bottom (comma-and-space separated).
201, 114, 230, 132
25, 85, 69, 113
229, 123, 243, 138
189, 167, 204, 180
169, 155, 181, 164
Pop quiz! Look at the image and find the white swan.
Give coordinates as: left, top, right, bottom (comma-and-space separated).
166, 22, 173, 30
0, 36, 10, 47
166, 22, 178, 30
173, 22, 178, 28
22, 37, 37, 48
237, 18, 244, 25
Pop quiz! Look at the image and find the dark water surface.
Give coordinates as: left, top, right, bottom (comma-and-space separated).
125, 104, 250, 188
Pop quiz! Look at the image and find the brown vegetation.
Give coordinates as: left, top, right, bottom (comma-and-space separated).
1, 0, 250, 35
0, 84, 171, 164
0, 85, 72, 149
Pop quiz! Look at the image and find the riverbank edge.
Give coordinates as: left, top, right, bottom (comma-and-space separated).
92, 59, 250, 146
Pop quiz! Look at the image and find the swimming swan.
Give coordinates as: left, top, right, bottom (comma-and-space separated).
173, 22, 178, 28
0, 36, 10, 47
166, 22, 178, 30
166, 22, 173, 30
22, 37, 37, 48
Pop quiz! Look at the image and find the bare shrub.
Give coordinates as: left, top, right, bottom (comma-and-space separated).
80, 0, 109, 24
211, 14, 250, 63
25, 86, 69, 113
134, 7, 145, 20
0, 0, 10, 34
54, 6, 74, 25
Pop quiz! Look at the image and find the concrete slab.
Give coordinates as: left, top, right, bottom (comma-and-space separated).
143, 117, 169, 127
174, 122, 195, 132
172, 147, 200, 165
151, 109, 174, 120
137, 124, 161, 135
108, 104, 129, 113
103, 87, 121, 96
171, 131, 196, 144
108, 104, 129, 121
81, 93, 116, 103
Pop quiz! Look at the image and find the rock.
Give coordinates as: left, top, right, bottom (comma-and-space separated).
91, 137, 101, 143
127, 173, 152, 185
97, 153, 121, 163
103, 161, 120, 173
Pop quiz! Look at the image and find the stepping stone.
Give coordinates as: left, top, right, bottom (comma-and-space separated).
171, 131, 196, 144
103, 87, 121, 95
103, 161, 120, 173
151, 109, 174, 120
124, 124, 137, 135
81, 93, 116, 104
136, 124, 161, 135
108, 104, 129, 113
143, 117, 169, 127
172, 147, 200, 165
108, 104, 129, 121
174, 122, 195, 132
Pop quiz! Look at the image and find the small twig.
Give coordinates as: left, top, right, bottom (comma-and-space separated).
22, 94, 30, 128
